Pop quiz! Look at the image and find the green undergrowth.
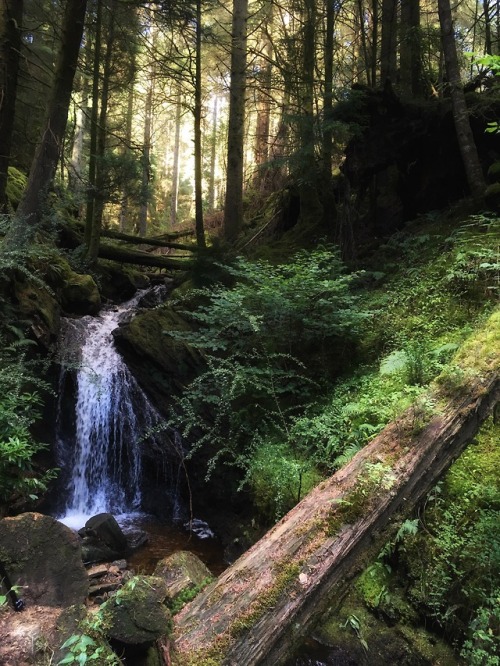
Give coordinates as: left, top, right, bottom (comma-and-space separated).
307, 212, 498, 661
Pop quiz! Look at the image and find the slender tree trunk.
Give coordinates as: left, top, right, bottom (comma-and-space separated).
170, 87, 182, 227
356, 0, 372, 86
322, 0, 337, 230
484, 0, 492, 54
86, 0, 115, 263
400, 0, 422, 95
207, 95, 218, 212
297, 0, 323, 226
438, 0, 486, 201
84, 0, 102, 248
69, 71, 88, 195
194, 0, 206, 248
322, 0, 334, 188
0, 0, 23, 212
380, 0, 398, 85
223, 0, 248, 243
253, 2, 273, 191
5, 0, 87, 248
119, 54, 136, 232
370, 0, 378, 89
139, 54, 154, 237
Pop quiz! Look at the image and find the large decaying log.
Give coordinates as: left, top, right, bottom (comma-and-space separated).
98, 227, 199, 252
97, 244, 193, 270
172, 311, 499, 666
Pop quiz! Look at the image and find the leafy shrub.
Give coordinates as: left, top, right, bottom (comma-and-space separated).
289, 369, 425, 472
0, 341, 55, 509
245, 440, 321, 521
168, 248, 368, 484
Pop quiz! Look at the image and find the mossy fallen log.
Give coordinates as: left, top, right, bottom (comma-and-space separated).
98, 227, 198, 252
97, 244, 194, 270
170, 311, 499, 666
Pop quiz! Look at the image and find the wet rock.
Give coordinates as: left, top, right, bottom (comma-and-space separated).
113, 305, 202, 409
100, 575, 171, 645
79, 513, 129, 563
60, 271, 101, 315
12, 275, 61, 347
0, 512, 89, 607
154, 551, 213, 603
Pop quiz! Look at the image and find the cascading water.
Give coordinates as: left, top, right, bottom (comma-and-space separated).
55, 290, 180, 530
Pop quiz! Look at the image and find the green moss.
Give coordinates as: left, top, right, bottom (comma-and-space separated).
229, 561, 302, 637
356, 562, 391, 610
5, 166, 27, 208
327, 461, 396, 535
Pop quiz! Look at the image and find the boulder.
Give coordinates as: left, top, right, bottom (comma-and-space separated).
0, 513, 89, 607
154, 550, 213, 604
12, 275, 61, 347
60, 271, 101, 315
113, 305, 202, 408
100, 575, 171, 645
78, 513, 129, 563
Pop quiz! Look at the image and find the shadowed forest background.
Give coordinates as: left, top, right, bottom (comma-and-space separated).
0, 0, 499, 664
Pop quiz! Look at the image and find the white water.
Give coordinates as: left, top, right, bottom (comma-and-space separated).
56, 292, 170, 530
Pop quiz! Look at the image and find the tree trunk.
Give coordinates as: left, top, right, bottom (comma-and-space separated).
139, 68, 154, 237
0, 0, 23, 212
297, 0, 323, 227
400, 0, 422, 95
4, 0, 87, 247
223, 0, 248, 243
170, 86, 182, 227
84, 0, 103, 249
172, 353, 499, 664
321, 0, 337, 230
194, 0, 206, 249
119, 51, 136, 232
380, 0, 398, 85
207, 95, 218, 212
69, 68, 88, 198
86, 0, 116, 264
253, 2, 273, 191
438, 0, 486, 201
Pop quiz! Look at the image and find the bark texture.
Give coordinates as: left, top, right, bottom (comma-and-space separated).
172, 316, 499, 665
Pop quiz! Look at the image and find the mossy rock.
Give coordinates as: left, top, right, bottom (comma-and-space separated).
6, 166, 27, 209
0, 513, 89, 607
13, 274, 61, 346
113, 305, 203, 407
60, 270, 101, 315
154, 550, 213, 605
100, 575, 171, 645
95, 259, 150, 303
314, 591, 459, 665
38, 253, 101, 316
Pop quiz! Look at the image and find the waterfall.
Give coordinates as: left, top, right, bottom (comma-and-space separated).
55, 291, 178, 530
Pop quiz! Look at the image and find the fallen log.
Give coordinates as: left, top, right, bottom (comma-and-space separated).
172, 311, 499, 666
98, 244, 194, 270
98, 228, 198, 252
